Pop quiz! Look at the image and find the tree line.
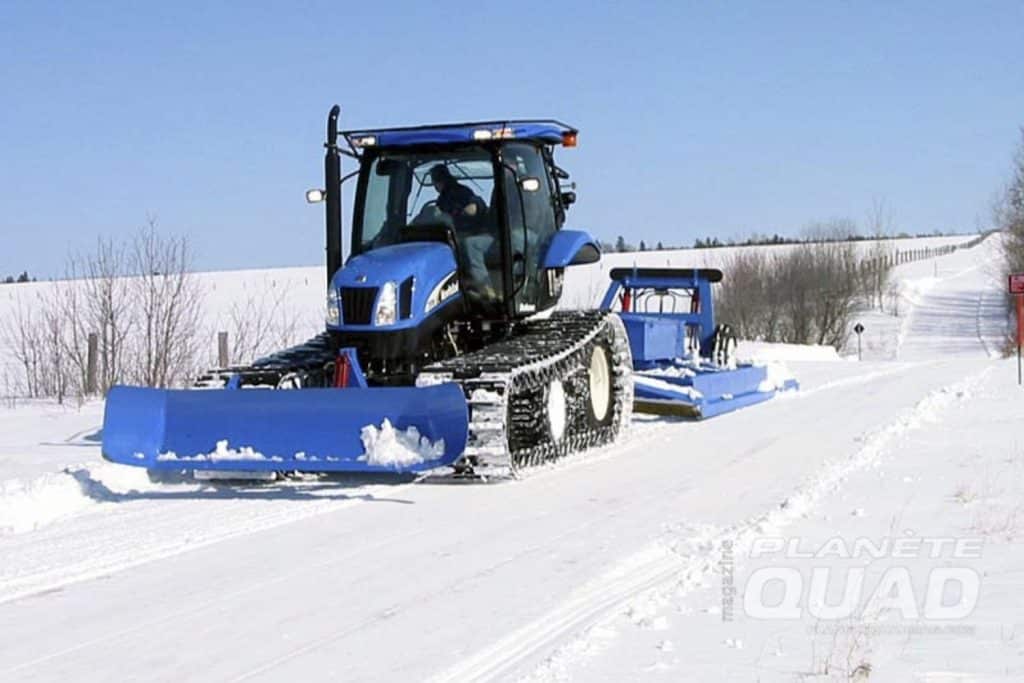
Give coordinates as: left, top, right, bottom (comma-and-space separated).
1, 221, 311, 404
999, 128, 1024, 327
1, 221, 203, 404
601, 228, 971, 253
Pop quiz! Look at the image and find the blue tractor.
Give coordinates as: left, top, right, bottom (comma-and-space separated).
102, 106, 634, 477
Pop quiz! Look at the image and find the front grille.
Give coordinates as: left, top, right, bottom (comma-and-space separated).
399, 277, 414, 319
340, 286, 378, 325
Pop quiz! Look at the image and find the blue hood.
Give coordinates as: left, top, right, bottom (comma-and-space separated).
330, 242, 460, 330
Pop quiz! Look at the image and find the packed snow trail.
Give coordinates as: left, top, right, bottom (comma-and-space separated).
897, 244, 1005, 360
0, 236, 1006, 682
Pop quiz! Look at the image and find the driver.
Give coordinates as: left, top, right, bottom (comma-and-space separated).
429, 164, 497, 301
430, 165, 486, 231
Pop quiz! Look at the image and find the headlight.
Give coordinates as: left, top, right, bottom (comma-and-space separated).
326, 289, 340, 326
375, 281, 397, 326
425, 271, 460, 314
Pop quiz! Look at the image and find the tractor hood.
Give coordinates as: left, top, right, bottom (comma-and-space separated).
330, 241, 461, 330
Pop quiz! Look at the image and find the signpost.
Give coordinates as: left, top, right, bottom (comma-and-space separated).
853, 322, 865, 361
1009, 274, 1024, 385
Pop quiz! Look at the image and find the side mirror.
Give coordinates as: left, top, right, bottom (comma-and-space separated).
306, 189, 325, 204
561, 191, 577, 207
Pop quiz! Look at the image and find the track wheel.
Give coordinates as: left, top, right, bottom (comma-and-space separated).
546, 379, 567, 442
587, 343, 615, 427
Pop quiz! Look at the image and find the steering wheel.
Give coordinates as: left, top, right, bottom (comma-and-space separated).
412, 201, 454, 229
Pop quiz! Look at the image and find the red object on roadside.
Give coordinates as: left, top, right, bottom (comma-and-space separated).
1011, 275, 1024, 385
1017, 294, 1024, 348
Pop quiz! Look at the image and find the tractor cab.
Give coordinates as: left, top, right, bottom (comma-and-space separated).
309, 109, 603, 383
340, 122, 592, 318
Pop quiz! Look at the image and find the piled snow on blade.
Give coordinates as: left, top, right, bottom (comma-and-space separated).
632, 375, 703, 400
358, 419, 445, 469
756, 361, 797, 393
155, 440, 284, 463
642, 365, 697, 379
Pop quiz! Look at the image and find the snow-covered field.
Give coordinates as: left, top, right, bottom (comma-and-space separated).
0, 233, 1018, 682
0, 233, 977, 379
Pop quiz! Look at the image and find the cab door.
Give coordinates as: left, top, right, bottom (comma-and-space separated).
500, 143, 560, 315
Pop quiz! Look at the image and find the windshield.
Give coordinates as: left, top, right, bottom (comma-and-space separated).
356, 149, 496, 253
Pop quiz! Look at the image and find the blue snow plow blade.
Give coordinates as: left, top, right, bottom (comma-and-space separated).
633, 365, 798, 419
102, 384, 469, 473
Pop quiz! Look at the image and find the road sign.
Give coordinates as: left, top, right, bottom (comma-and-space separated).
853, 323, 865, 360
1010, 273, 1024, 294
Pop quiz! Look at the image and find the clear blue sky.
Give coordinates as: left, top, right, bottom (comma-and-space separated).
2, 1, 1022, 277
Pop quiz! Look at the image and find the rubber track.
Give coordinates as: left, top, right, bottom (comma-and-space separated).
417, 310, 633, 475
194, 333, 337, 388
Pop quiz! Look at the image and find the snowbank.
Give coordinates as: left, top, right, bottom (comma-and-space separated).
0, 463, 154, 535
736, 340, 842, 363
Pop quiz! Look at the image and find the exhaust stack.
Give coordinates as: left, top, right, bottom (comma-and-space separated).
325, 104, 342, 286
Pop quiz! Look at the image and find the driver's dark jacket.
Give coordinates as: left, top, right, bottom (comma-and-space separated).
437, 182, 486, 231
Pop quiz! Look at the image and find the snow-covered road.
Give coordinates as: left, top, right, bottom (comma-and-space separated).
0, 237, 1009, 682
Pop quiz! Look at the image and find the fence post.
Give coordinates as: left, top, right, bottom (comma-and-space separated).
86, 333, 99, 395
218, 331, 229, 369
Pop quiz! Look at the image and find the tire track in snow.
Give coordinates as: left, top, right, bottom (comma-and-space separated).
0, 522, 428, 678
429, 369, 988, 683
0, 479, 420, 605
784, 360, 930, 399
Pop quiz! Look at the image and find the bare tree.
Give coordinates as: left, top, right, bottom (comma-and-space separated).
1, 363, 19, 408
225, 278, 303, 365
861, 199, 895, 311
718, 225, 866, 349
807, 241, 861, 347
39, 298, 71, 403
2, 221, 205, 399
1000, 128, 1024, 293
717, 249, 773, 340
76, 237, 134, 392
128, 219, 204, 388
1, 295, 45, 398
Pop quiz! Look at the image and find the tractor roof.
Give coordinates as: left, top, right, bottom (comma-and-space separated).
341, 120, 578, 151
